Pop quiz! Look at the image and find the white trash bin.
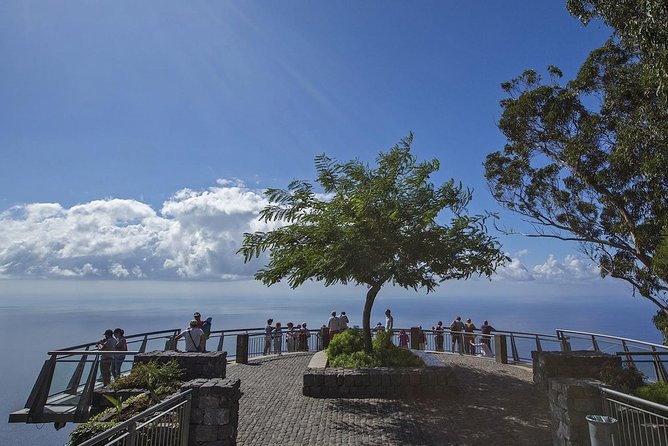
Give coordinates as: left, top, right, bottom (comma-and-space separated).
585, 415, 618, 446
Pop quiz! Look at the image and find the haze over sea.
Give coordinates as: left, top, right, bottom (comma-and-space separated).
1, 278, 662, 446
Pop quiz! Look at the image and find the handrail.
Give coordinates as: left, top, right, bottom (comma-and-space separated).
600, 386, 668, 413
556, 329, 667, 351
77, 389, 192, 446
48, 350, 141, 355
54, 328, 181, 352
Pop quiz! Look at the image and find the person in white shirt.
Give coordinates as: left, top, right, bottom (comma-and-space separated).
339, 311, 349, 330
174, 320, 205, 353
327, 311, 340, 338
385, 309, 394, 333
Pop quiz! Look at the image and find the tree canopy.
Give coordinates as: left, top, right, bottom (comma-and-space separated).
240, 134, 506, 351
485, 1, 668, 326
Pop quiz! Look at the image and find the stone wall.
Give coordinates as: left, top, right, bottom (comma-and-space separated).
302, 351, 457, 398
303, 366, 456, 398
548, 378, 605, 446
181, 378, 241, 446
532, 351, 620, 390
134, 350, 227, 380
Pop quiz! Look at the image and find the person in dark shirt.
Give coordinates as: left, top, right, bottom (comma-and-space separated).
480, 320, 496, 350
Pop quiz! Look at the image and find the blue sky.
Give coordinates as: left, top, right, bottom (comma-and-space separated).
0, 1, 623, 289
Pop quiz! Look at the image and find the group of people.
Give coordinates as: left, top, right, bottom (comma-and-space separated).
96, 328, 128, 386
432, 317, 495, 355
326, 310, 350, 338
263, 319, 311, 355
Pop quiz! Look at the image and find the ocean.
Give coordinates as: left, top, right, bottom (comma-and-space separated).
0, 278, 663, 446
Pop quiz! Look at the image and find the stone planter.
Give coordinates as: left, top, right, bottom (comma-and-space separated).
302, 350, 457, 398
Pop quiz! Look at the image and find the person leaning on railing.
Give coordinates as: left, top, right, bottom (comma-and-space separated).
480, 320, 495, 349
96, 329, 117, 386
434, 322, 444, 352
173, 320, 205, 352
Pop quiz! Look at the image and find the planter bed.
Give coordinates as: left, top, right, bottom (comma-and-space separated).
303, 350, 457, 398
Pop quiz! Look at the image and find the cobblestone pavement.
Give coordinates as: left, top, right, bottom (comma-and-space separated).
225, 352, 551, 446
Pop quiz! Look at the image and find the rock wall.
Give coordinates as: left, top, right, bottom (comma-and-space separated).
181, 378, 241, 446
303, 366, 456, 398
548, 378, 605, 446
532, 351, 620, 390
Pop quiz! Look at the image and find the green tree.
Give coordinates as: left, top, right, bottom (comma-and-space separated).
484, 3, 668, 327
567, 0, 668, 100
240, 134, 507, 352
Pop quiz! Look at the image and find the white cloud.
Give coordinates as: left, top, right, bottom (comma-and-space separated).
0, 180, 272, 280
494, 253, 600, 283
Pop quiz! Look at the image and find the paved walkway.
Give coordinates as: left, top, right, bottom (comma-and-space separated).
225, 352, 551, 446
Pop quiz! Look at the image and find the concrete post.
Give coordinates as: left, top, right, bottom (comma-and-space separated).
236, 334, 248, 364
410, 327, 420, 350
495, 334, 508, 364
320, 327, 330, 350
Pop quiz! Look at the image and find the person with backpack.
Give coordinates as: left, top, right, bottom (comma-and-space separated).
174, 320, 205, 352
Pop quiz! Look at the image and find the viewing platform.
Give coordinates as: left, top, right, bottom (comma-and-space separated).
8, 326, 668, 445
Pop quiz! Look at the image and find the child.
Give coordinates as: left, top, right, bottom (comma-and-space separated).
398, 329, 409, 348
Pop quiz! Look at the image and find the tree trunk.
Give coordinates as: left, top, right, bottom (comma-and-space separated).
362, 283, 381, 353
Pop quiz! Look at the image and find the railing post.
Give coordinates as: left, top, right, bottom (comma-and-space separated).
217, 333, 225, 352
74, 355, 100, 422
534, 334, 543, 353
139, 335, 148, 353
320, 327, 330, 350
236, 334, 249, 364
510, 333, 520, 362
26, 355, 57, 422
165, 335, 175, 351
651, 347, 668, 382
126, 422, 137, 446
66, 346, 90, 395
410, 327, 420, 350
495, 334, 508, 364
591, 334, 600, 352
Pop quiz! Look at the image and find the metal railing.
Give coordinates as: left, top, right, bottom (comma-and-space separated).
602, 386, 668, 445
78, 389, 192, 446
557, 329, 668, 382
11, 328, 180, 425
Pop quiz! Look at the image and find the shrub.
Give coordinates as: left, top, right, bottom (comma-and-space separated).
326, 330, 365, 359
69, 361, 185, 446
326, 329, 423, 368
636, 382, 668, 405
110, 359, 184, 393
598, 363, 646, 393
329, 350, 379, 368
68, 421, 118, 446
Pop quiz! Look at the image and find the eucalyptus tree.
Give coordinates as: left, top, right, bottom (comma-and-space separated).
240, 134, 506, 352
485, 1, 668, 331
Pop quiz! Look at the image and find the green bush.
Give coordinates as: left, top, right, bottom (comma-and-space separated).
329, 350, 379, 368
68, 421, 118, 446
69, 361, 185, 446
326, 330, 365, 359
636, 382, 668, 405
326, 329, 423, 368
598, 363, 646, 393
110, 359, 184, 392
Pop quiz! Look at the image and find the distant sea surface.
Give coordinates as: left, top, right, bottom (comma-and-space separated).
0, 279, 663, 446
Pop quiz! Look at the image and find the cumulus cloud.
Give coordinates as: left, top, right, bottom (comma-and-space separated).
495, 252, 600, 283
0, 180, 272, 280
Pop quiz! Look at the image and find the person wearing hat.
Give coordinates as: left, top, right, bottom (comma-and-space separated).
174, 320, 205, 352
96, 329, 117, 386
